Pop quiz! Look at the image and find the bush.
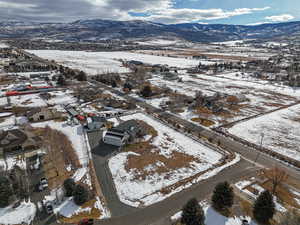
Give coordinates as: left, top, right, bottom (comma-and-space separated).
253, 190, 275, 224
73, 184, 89, 206
63, 178, 76, 197
141, 85, 152, 97
181, 198, 205, 225
0, 176, 13, 208
211, 181, 234, 211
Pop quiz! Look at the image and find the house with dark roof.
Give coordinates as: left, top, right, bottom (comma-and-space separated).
86, 116, 107, 131
0, 129, 42, 158
103, 120, 141, 147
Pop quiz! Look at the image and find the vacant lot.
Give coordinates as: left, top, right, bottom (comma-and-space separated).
228, 103, 300, 162
109, 113, 239, 207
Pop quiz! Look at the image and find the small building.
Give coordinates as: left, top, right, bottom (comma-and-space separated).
0, 129, 42, 158
86, 116, 107, 131
103, 120, 141, 147
26, 107, 60, 122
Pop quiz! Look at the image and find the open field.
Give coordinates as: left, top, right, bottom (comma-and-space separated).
228, 103, 300, 162
27, 50, 207, 71
109, 113, 239, 207
27, 50, 131, 75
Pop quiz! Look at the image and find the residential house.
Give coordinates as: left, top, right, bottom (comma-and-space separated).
26, 107, 60, 122
0, 129, 42, 158
86, 116, 107, 131
103, 120, 141, 147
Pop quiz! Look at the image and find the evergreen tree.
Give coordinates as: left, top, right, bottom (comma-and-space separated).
0, 176, 13, 208
73, 184, 89, 206
181, 198, 205, 225
253, 190, 275, 224
63, 178, 76, 197
141, 85, 152, 97
111, 80, 117, 88
211, 181, 234, 211
77, 71, 87, 81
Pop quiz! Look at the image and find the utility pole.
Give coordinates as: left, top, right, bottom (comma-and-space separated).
254, 133, 264, 164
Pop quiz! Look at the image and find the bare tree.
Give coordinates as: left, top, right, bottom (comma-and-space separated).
261, 167, 289, 194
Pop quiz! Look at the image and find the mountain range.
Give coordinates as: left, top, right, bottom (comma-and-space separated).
1, 19, 300, 42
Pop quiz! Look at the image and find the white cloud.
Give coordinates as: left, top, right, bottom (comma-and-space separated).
0, 0, 270, 24
143, 7, 270, 24
265, 14, 294, 22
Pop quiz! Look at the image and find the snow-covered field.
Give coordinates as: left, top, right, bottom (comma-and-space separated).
0, 201, 36, 225
0, 93, 48, 107
171, 201, 257, 225
228, 104, 300, 161
27, 50, 204, 71
135, 39, 181, 46
109, 113, 239, 207
0, 42, 8, 48
0, 90, 76, 108
27, 50, 131, 75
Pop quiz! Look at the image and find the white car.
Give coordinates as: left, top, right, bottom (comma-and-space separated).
39, 178, 48, 191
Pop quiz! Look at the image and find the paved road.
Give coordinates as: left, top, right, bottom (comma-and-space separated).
87, 130, 138, 217
94, 159, 258, 225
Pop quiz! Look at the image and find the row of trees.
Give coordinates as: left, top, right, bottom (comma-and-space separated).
63, 178, 89, 206
180, 181, 277, 225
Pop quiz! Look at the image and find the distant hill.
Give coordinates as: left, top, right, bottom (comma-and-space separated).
0, 19, 300, 42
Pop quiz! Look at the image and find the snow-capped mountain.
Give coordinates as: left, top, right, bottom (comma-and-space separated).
0, 19, 300, 42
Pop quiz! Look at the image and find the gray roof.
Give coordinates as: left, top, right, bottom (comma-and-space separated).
109, 120, 140, 137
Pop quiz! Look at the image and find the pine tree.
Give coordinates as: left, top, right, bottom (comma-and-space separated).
181, 198, 205, 225
211, 181, 234, 211
73, 184, 89, 206
63, 178, 76, 197
77, 71, 87, 81
0, 176, 13, 208
253, 190, 275, 224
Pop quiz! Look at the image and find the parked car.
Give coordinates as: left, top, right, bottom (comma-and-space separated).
44, 202, 53, 214
39, 178, 48, 191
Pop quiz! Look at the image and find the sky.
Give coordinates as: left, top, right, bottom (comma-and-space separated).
0, 0, 299, 25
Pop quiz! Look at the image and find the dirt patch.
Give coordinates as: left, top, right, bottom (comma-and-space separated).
261, 180, 299, 208
125, 146, 201, 180
191, 117, 215, 127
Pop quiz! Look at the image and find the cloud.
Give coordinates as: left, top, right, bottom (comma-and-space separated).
144, 7, 270, 24
0, 0, 270, 24
265, 14, 294, 22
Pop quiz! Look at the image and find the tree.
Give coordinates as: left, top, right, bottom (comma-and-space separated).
77, 71, 87, 81
141, 85, 152, 97
63, 178, 76, 197
211, 181, 234, 211
279, 211, 300, 225
0, 176, 13, 208
111, 80, 117, 88
73, 184, 89, 206
253, 190, 275, 224
260, 167, 289, 194
181, 198, 205, 225
57, 75, 66, 86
